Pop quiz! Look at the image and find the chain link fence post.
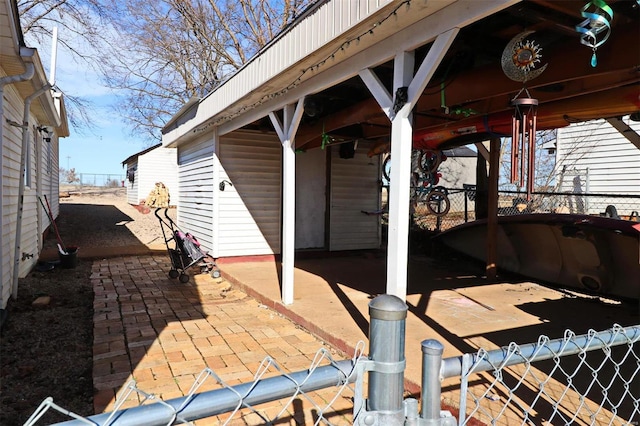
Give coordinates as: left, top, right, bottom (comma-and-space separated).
414, 339, 457, 425
420, 339, 444, 420
365, 294, 407, 425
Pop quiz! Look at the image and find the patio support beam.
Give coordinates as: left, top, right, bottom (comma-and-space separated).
360, 29, 458, 301
269, 98, 305, 305
385, 51, 415, 301
212, 128, 220, 258
486, 137, 500, 281
359, 69, 392, 118
475, 142, 490, 162
605, 117, 640, 150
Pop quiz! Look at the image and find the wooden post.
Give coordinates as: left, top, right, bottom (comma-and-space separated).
486, 137, 501, 281
475, 149, 488, 220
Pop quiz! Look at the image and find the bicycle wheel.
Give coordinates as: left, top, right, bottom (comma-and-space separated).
425, 189, 450, 217
382, 154, 391, 183
417, 150, 442, 175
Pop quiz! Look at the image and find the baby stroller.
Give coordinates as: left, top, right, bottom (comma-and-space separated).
155, 208, 221, 283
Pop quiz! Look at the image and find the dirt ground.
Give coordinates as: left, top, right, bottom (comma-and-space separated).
0, 186, 171, 425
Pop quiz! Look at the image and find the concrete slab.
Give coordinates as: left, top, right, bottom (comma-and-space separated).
218, 251, 639, 400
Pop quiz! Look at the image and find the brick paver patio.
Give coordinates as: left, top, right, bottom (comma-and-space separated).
90, 255, 356, 424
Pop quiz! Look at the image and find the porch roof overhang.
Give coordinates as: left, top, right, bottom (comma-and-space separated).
162, 0, 640, 150
161, 0, 481, 145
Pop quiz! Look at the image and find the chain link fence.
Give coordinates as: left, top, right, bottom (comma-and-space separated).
60, 173, 126, 188
26, 345, 366, 426
412, 185, 640, 232
25, 294, 639, 426
442, 323, 640, 426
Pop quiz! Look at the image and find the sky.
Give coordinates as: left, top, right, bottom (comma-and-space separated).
26, 30, 152, 180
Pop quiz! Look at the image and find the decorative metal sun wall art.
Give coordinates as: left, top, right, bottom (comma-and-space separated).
501, 30, 548, 84
501, 31, 547, 201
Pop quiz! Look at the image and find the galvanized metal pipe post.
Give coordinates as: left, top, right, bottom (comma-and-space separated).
367, 294, 407, 424
420, 339, 444, 421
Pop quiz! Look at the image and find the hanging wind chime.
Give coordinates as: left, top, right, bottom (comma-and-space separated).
501, 31, 547, 201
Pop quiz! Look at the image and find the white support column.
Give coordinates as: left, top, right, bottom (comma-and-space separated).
269, 99, 305, 305
360, 30, 458, 301
386, 52, 415, 300
212, 128, 220, 258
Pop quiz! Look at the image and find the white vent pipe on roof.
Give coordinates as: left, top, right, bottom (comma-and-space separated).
49, 27, 58, 86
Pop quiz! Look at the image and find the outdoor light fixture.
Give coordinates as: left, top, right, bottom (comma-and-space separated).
37, 126, 52, 142
219, 180, 233, 191
303, 98, 322, 117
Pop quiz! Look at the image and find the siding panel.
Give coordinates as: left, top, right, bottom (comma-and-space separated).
218, 131, 282, 256
329, 142, 380, 250
556, 117, 640, 197
2, 89, 53, 307
177, 134, 215, 252
555, 117, 640, 215
125, 160, 139, 204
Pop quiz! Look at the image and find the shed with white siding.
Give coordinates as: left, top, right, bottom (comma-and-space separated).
122, 144, 178, 207
1, 0, 69, 312
555, 116, 640, 215
173, 129, 381, 259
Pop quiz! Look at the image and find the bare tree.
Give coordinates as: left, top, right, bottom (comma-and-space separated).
59, 167, 80, 184
18, 0, 312, 141
96, 0, 314, 141
18, 0, 107, 51
498, 129, 560, 192
18, 0, 110, 132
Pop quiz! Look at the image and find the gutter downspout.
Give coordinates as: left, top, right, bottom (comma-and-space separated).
11, 82, 51, 300
0, 59, 36, 312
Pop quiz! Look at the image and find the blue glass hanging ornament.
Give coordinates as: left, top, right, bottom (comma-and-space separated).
575, 0, 613, 67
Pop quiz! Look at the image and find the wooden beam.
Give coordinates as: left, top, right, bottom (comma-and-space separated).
486, 137, 500, 281
295, 26, 639, 150
385, 51, 416, 301
606, 117, 640, 150
413, 25, 639, 114
475, 142, 490, 162
294, 98, 383, 148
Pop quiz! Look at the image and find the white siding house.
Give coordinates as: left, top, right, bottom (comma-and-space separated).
122, 144, 178, 206
1, 0, 69, 312
555, 116, 640, 215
